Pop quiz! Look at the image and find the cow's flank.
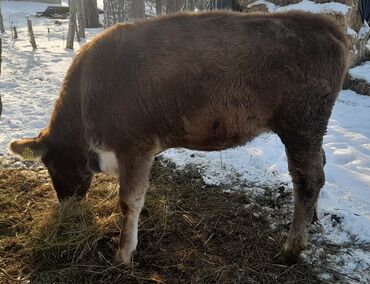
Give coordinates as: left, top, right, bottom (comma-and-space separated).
10, 11, 349, 265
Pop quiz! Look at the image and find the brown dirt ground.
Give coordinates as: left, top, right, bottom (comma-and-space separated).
0, 158, 337, 283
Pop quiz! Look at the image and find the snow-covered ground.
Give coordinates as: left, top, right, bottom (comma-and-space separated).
0, 1, 369, 282
250, 0, 350, 15
350, 61, 370, 83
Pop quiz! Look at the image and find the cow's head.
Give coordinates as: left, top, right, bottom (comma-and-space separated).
9, 131, 93, 200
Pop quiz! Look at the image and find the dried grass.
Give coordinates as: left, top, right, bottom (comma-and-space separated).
0, 159, 340, 283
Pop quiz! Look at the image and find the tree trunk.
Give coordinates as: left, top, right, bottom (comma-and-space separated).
166, 0, 175, 13
0, 38, 2, 77
167, 0, 183, 13
0, 38, 2, 116
66, 0, 77, 49
76, 0, 86, 38
186, 0, 194, 10
156, 0, 162, 15
130, 0, 145, 20
176, 0, 184, 11
197, 0, 205, 11
82, 0, 100, 28
0, 9, 5, 33
103, 0, 126, 26
75, 23, 81, 42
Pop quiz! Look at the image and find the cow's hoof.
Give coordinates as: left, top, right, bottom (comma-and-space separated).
274, 250, 300, 265
113, 249, 132, 266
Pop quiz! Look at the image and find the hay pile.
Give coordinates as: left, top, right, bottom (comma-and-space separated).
0, 159, 323, 283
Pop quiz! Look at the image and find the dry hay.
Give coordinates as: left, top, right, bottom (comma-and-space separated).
1, 159, 327, 283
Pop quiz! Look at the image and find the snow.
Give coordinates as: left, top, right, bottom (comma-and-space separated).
250, 0, 350, 15
163, 135, 290, 188
350, 61, 370, 83
1, 0, 68, 27
347, 27, 357, 38
324, 91, 370, 219
358, 21, 370, 39
0, 1, 369, 282
0, 1, 101, 147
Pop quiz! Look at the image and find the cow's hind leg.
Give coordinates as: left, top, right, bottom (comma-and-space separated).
272, 85, 336, 263
277, 147, 325, 263
114, 150, 154, 265
311, 147, 326, 225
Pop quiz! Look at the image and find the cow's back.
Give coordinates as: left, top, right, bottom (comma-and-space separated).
70, 11, 348, 151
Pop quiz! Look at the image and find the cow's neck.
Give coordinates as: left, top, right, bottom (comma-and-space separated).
48, 87, 88, 156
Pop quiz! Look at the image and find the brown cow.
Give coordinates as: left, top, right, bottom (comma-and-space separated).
10, 11, 348, 264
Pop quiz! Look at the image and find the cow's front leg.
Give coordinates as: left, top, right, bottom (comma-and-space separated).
114, 150, 153, 265
277, 149, 325, 264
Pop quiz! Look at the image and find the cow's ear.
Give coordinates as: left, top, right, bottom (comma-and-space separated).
9, 136, 48, 160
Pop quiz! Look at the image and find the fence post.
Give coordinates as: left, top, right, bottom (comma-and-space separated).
27, 18, 37, 49
12, 26, 18, 39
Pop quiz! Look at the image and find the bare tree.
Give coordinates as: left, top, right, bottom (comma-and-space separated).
0, 38, 2, 116
104, 0, 127, 26
198, 0, 206, 10
76, 0, 86, 38
130, 0, 145, 20
177, 0, 185, 11
82, 0, 100, 28
75, 23, 81, 42
0, 8, 5, 33
186, 0, 194, 11
167, 0, 183, 13
66, 0, 77, 49
166, 0, 175, 13
0, 38, 2, 77
155, 0, 162, 15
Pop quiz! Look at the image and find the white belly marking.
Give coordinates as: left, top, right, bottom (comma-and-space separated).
95, 149, 119, 176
